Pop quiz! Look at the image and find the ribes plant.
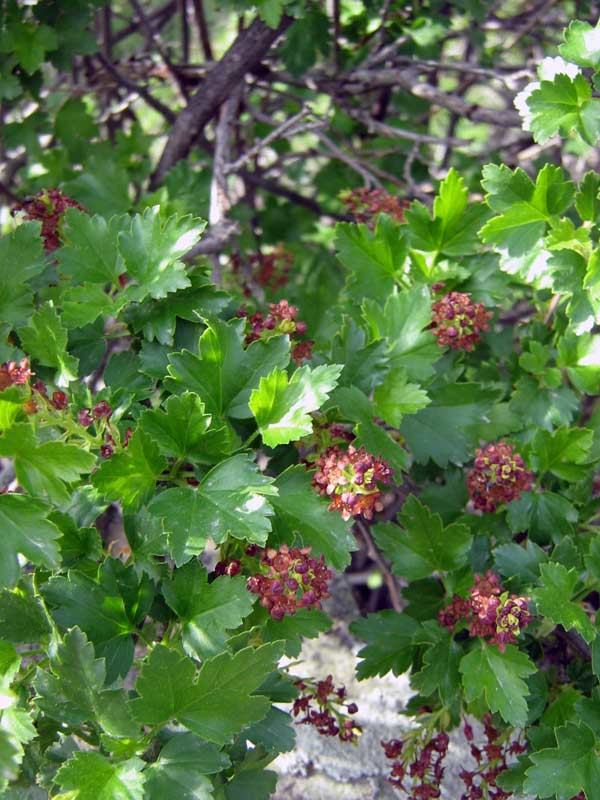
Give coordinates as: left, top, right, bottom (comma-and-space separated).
1, 2, 600, 800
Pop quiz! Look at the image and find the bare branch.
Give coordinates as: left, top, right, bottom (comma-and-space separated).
96, 53, 176, 122
191, 0, 214, 61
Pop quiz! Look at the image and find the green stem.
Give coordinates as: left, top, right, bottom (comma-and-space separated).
240, 429, 260, 450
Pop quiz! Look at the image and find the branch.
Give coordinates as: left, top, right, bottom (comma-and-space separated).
182, 219, 240, 260
149, 15, 294, 189
355, 519, 403, 613
191, 0, 214, 61
96, 53, 176, 122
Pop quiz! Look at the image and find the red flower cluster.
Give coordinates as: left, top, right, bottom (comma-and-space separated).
292, 675, 361, 743
460, 716, 527, 800
231, 245, 293, 292
431, 291, 492, 351
0, 358, 33, 391
439, 571, 532, 651
467, 441, 534, 513
214, 559, 242, 577
312, 444, 393, 521
13, 189, 86, 251
246, 544, 333, 620
381, 730, 449, 798
237, 300, 313, 365
340, 188, 409, 227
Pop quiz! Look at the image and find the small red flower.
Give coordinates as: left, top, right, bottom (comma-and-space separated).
13, 189, 86, 252
92, 400, 112, 419
0, 358, 33, 390
50, 390, 68, 410
467, 441, 534, 512
339, 188, 408, 227
431, 291, 492, 352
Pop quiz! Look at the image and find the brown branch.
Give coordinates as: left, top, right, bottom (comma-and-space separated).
113, 0, 177, 45
149, 15, 294, 189
355, 519, 403, 613
96, 53, 176, 122
191, 0, 214, 61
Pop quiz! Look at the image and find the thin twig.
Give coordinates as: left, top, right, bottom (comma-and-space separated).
191, 0, 214, 60
316, 130, 381, 187
355, 519, 403, 613
96, 53, 176, 122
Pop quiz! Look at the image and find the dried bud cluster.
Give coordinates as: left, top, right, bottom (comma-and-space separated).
231, 245, 293, 292
292, 675, 361, 743
439, 571, 532, 651
0, 358, 33, 390
460, 716, 527, 800
246, 544, 333, 620
312, 444, 393, 520
13, 189, 86, 251
340, 188, 409, 226
237, 299, 313, 365
381, 730, 449, 798
467, 441, 534, 512
431, 291, 492, 351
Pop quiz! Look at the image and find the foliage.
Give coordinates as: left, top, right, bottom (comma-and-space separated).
1, 2, 600, 799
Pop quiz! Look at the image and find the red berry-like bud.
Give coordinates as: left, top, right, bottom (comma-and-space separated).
92, 400, 112, 419
467, 441, 534, 512
32, 380, 47, 396
431, 291, 491, 352
100, 444, 113, 458
78, 409, 93, 427
50, 390, 68, 410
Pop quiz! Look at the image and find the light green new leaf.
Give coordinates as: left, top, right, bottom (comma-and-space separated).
18, 303, 79, 385
533, 562, 595, 643
250, 364, 342, 447
166, 317, 290, 420
149, 454, 276, 564
373, 367, 430, 428
560, 20, 600, 68
92, 430, 166, 510
144, 733, 229, 800
528, 73, 600, 146
118, 208, 205, 301
55, 752, 146, 800
33, 627, 136, 738
460, 643, 536, 727
350, 610, 420, 680
139, 392, 211, 460
405, 168, 488, 256
130, 643, 281, 744
0, 493, 60, 589
529, 425, 594, 480
0, 422, 94, 501
57, 209, 127, 285
270, 465, 356, 571
373, 495, 471, 580
163, 561, 255, 659
524, 722, 600, 800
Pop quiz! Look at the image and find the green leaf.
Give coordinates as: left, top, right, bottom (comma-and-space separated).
60, 284, 115, 328
0, 22, 57, 74
261, 608, 332, 657
18, 303, 79, 384
118, 208, 205, 301
460, 643, 536, 727
0, 223, 44, 326
223, 768, 278, 800
493, 540, 548, 585
0, 424, 95, 505
411, 621, 462, 706
332, 386, 409, 475
533, 562, 595, 643
65, 154, 132, 215
330, 318, 389, 394
55, 752, 146, 800
144, 734, 229, 800
270, 465, 355, 571
373, 495, 472, 580
529, 425, 594, 480
55, 98, 99, 162
528, 73, 600, 145
350, 610, 419, 679
166, 318, 290, 420
0, 588, 50, 642
92, 430, 166, 511
280, 5, 330, 76
163, 561, 255, 659
42, 561, 152, 682
506, 490, 578, 543
400, 383, 498, 466
575, 171, 600, 222
245, 705, 296, 753
480, 163, 574, 255
361, 287, 439, 381
0, 493, 61, 588
335, 217, 408, 304
149, 455, 276, 564
256, 0, 286, 27
373, 368, 430, 428
139, 392, 213, 460
130, 643, 282, 745
405, 168, 488, 256
560, 20, 600, 68
33, 627, 136, 738
524, 722, 600, 800
250, 364, 342, 447
57, 209, 127, 285
557, 330, 600, 393
510, 375, 578, 431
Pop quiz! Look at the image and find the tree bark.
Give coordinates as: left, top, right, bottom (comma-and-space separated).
149, 15, 293, 189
